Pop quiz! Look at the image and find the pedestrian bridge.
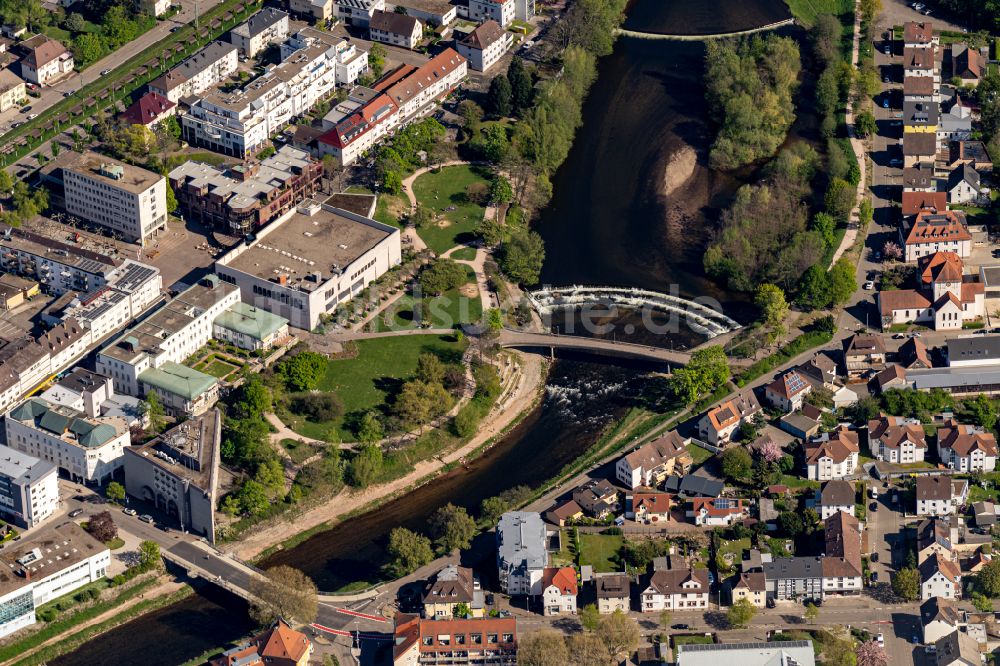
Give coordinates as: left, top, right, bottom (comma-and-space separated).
497, 329, 693, 366
615, 18, 795, 41
527, 286, 741, 338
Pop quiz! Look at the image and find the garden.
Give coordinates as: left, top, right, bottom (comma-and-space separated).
412, 165, 492, 255
375, 262, 482, 331
185, 349, 247, 381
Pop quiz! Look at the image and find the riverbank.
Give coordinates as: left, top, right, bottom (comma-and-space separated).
234, 349, 547, 563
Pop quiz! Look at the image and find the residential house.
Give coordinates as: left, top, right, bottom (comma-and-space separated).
391, 614, 517, 665
899, 337, 933, 369
804, 427, 860, 481
571, 478, 619, 519
868, 414, 927, 463
120, 91, 176, 128
544, 499, 582, 526
210, 620, 312, 666
697, 390, 761, 445
904, 20, 938, 48
496, 512, 547, 596
641, 567, 710, 612
873, 365, 909, 393
939, 96, 974, 143
949, 140, 992, 172
916, 475, 969, 516
727, 572, 767, 608
336, 0, 385, 26
934, 629, 982, 666
369, 10, 423, 49
687, 497, 745, 526
905, 132, 940, 168
952, 43, 984, 85
920, 553, 962, 600
904, 161, 937, 192
947, 164, 983, 204
540, 567, 577, 616
904, 210, 972, 261
615, 430, 691, 489
664, 474, 724, 499
905, 45, 938, 80
797, 352, 840, 389
289, 0, 335, 21
762, 557, 825, 602
594, 573, 630, 614
822, 511, 863, 596
18, 35, 73, 86
904, 76, 938, 103
422, 565, 483, 619
0, 68, 25, 112
917, 517, 958, 564
904, 99, 939, 133
818, 480, 856, 520
378, 48, 467, 122
902, 191, 948, 218
921, 596, 962, 644
628, 490, 672, 524
148, 41, 238, 104
938, 419, 999, 472
455, 20, 511, 72
973, 501, 997, 527
779, 409, 822, 439
0, 446, 57, 529
467, 0, 515, 26
947, 335, 1000, 367
843, 334, 887, 377
764, 370, 812, 413
229, 8, 290, 58
394, 0, 457, 26
317, 89, 399, 167
212, 303, 290, 352
878, 251, 984, 330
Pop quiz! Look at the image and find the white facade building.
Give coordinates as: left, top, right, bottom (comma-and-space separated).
148, 41, 239, 105
369, 10, 423, 50
455, 20, 512, 72
19, 36, 74, 86
0, 446, 58, 530
496, 512, 546, 596
59, 151, 168, 247
641, 568, 710, 612
215, 200, 401, 330
336, 0, 385, 26
468, 0, 514, 26
920, 555, 961, 601
230, 8, 290, 58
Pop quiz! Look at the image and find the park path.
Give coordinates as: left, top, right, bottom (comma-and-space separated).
828, 1, 867, 269
233, 349, 546, 562
399, 159, 477, 253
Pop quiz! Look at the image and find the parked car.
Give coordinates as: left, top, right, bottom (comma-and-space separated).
672, 624, 690, 630
870, 501, 878, 512
863, 281, 875, 290
139, 514, 154, 523
871, 552, 879, 562
871, 572, 879, 582
889, 158, 902, 166
883, 97, 890, 108
68, 508, 84, 518
101, 68, 112, 76
123, 508, 137, 516
20, 106, 30, 113
877, 633, 885, 646
26, 113, 37, 120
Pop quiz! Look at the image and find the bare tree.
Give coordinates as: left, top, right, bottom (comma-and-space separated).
249, 565, 318, 625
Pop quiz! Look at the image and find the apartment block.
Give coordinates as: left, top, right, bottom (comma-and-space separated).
124, 410, 221, 541
148, 41, 239, 104
336, 0, 385, 26
230, 8, 290, 58
0, 445, 58, 529
467, 0, 514, 26
168, 145, 323, 235
215, 199, 401, 330
316, 88, 399, 166
96, 275, 240, 402
0, 68, 25, 112
289, 0, 334, 21
496, 511, 547, 596
48, 151, 167, 246
456, 20, 512, 72
18, 35, 73, 86
183, 30, 359, 158
378, 48, 467, 121
369, 10, 422, 50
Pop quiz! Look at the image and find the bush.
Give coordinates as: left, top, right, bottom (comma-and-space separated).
290, 392, 344, 422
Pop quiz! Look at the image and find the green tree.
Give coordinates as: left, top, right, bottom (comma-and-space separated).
778, 511, 804, 537
978, 557, 1000, 597
143, 392, 166, 434
972, 591, 994, 611
105, 481, 125, 503
0, 170, 12, 195
811, 13, 842, 65
797, 264, 832, 310
829, 258, 857, 306
487, 76, 513, 118
165, 185, 178, 213
580, 603, 601, 631
368, 43, 387, 78
235, 376, 272, 418
825, 178, 856, 220
394, 380, 453, 425
477, 124, 509, 162
429, 503, 477, 552
754, 283, 789, 327
416, 353, 446, 385
479, 217, 504, 246
812, 212, 838, 250
254, 458, 285, 498
73, 33, 106, 67
386, 527, 434, 577
357, 411, 384, 444
667, 345, 731, 404
410, 205, 435, 228
805, 601, 819, 622
500, 230, 545, 285
420, 259, 467, 295
489, 175, 513, 205
64, 11, 86, 32
891, 567, 920, 601
727, 598, 757, 628
960, 394, 998, 431
383, 169, 403, 195
721, 446, 753, 482
139, 540, 161, 569
507, 56, 533, 112
279, 351, 327, 392
347, 443, 383, 487
855, 111, 877, 138
237, 479, 270, 516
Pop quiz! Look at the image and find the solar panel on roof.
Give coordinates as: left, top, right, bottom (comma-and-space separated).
786, 373, 807, 393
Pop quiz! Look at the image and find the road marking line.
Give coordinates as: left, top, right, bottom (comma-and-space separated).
312, 623, 351, 637
335, 608, 388, 623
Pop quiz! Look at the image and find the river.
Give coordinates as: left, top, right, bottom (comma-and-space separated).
52, 0, 794, 663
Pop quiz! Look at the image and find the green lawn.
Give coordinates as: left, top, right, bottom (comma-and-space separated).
286, 334, 466, 441
196, 359, 240, 378
673, 635, 715, 646
783, 0, 852, 27
412, 165, 490, 254
280, 438, 320, 465
449, 247, 477, 261
375, 265, 481, 331
577, 533, 624, 573
687, 444, 715, 466
776, 474, 821, 491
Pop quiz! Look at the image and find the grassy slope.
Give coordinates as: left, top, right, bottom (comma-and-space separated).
412, 165, 490, 254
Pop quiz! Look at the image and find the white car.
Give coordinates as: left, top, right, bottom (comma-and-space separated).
863, 281, 875, 290
877, 633, 885, 646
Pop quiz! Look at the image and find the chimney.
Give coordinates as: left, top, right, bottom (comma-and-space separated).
278, 274, 288, 286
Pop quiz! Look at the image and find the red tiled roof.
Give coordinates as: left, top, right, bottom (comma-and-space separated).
904, 76, 936, 96
689, 497, 744, 517
939, 419, 999, 457
461, 20, 506, 50
633, 491, 671, 515
904, 21, 934, 44
920, 251, 964, 285
904, 46, 936, 69
22, 37, 69, 69
385, 48, 466, 108
542, 566, 577, 596
805, 427, 860, 464
903, 191, 947, 217
905, 210, 971, 245
120, 91, 176, 126
767, 370, 810, 400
